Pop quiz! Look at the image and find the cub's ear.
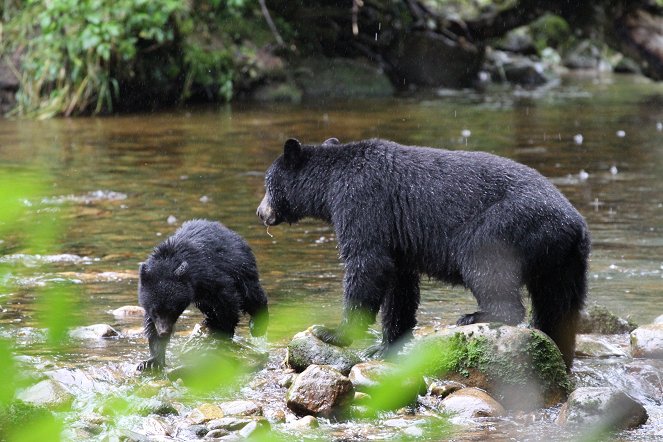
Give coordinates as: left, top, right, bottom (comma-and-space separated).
139, 262, 149, 279
174, 261, 188, 278
283, 138, 302, 167
322, 137, 340, 145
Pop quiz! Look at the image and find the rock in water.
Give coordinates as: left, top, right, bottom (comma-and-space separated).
630, 324, 663, 359
556, 387, 648, 430
286, 364, 354, 417
287, 329, 362, 375
408, 324, 571, 410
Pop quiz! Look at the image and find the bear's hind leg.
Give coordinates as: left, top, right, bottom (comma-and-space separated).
458, 254, 525, 326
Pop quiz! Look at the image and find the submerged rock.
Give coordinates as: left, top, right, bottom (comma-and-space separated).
578, 305, 637, 334
218, 400, 262, 416
556, 387, 648, 430
575, 334, 628, 358
630, 324, 663, 359
286, 329, 362, 375
17, 379, 73, 410
110, 305, 145, 318
438, 387, 506, 420
70, 324, 119, 339
187, 403, 224, 424
286, 364, 354, 417
348, 361, 397, 392
408, 324, 571, 410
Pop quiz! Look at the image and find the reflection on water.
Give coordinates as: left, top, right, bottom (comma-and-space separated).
0, 73, 662, 437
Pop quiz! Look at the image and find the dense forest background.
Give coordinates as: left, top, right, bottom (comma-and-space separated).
1, 0, 662, 118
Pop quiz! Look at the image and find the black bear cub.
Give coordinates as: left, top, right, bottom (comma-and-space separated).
137, 219, 268, 371
257, 138, 589, 369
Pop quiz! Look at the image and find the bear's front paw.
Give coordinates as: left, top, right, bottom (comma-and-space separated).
310, 325, 353, 347
136, 358, 164, 372
456, 311, 487, 326
361, 342, 389, 360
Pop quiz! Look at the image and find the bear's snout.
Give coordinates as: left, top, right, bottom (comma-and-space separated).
257, 193, 276, 226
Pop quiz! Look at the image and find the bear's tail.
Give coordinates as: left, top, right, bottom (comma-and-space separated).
528, 227, 589, 370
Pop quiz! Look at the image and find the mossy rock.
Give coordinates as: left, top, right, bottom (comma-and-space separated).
293, 58, 394, 98
578, 305, 637, 334
408, 324, 571, 410
286, 329, 362, 375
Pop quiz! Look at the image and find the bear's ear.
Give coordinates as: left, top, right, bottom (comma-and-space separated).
174, 261, 188, 278
139, 262, 149, 279
283, 138, 302, 167
322, 137, 340, 145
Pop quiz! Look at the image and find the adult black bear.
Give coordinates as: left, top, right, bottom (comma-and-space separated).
257, 138, 589, 369
137, 219, 269, 371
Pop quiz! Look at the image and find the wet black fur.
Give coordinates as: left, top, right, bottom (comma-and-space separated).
137, 219, 268, 371
261, 138, 589, 368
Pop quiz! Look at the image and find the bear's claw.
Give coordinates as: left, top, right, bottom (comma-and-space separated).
137, 358, 164, 372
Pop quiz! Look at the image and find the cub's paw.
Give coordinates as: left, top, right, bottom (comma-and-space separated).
309, 325, 352, 347
136, 358, 164, 372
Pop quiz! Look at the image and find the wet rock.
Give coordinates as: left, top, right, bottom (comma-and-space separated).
17, 379, 73, 410
294, 58, 394, 98
175, 424, 208, 439
654, 314, 663, 324
187, 403, 224, 424
208, 417, 252, 431
575, 335, 628, 358
70, 324, 119, 339
110, 305, 145, 318
278, 372, 296, 388
438, 388, 506, 420
563, 40, 602, 70
218, 400, 261, 416
630, 324, 663, 359
286, 364, 354, 417
410, 324, 571, 410
348, 360, 397, 392
142, 416, 172, 437
285, 415, 319, 431
137, 398, 179, 417
556, 387, 648, 430
205, 428, 230, 438
503, 59, 548, 87
286, 329, 362, 375
250, 82, 302, 103
578, 305, 637, 334
237, 418, 270, 438
614, 57, 642, 74
428, 380, 465, 398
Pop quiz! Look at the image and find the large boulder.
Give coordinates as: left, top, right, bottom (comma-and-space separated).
294, 58, 394, 98
556, 387, 648, 430
408, 324, 571, 410
286, 329, 362, 375
630, 324, 663, 359
286, 364, 354, 417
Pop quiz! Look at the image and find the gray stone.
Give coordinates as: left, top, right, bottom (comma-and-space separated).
287, 329, 362, 375
556, 387, 648, 430
285, 415, 319, 431
207, 417, 252, 431
218, 400, 261, 416
439, 388, 506, 420
17, 379, 73, 410
294, 58, 394, 98
70, 324, 119, 339
578, 305, 637, 334
286, 364, 354, 417
348, 361, 397, 392
110, 305, 145, 318
575, 334, 627, 358
630, 324, 663, 359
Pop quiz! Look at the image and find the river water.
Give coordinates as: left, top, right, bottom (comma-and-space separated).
0, 73, 662, 440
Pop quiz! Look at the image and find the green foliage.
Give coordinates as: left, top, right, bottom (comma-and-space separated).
2, 0, 187, 117
0, 402, 60, 442
529, 14, 572, 53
